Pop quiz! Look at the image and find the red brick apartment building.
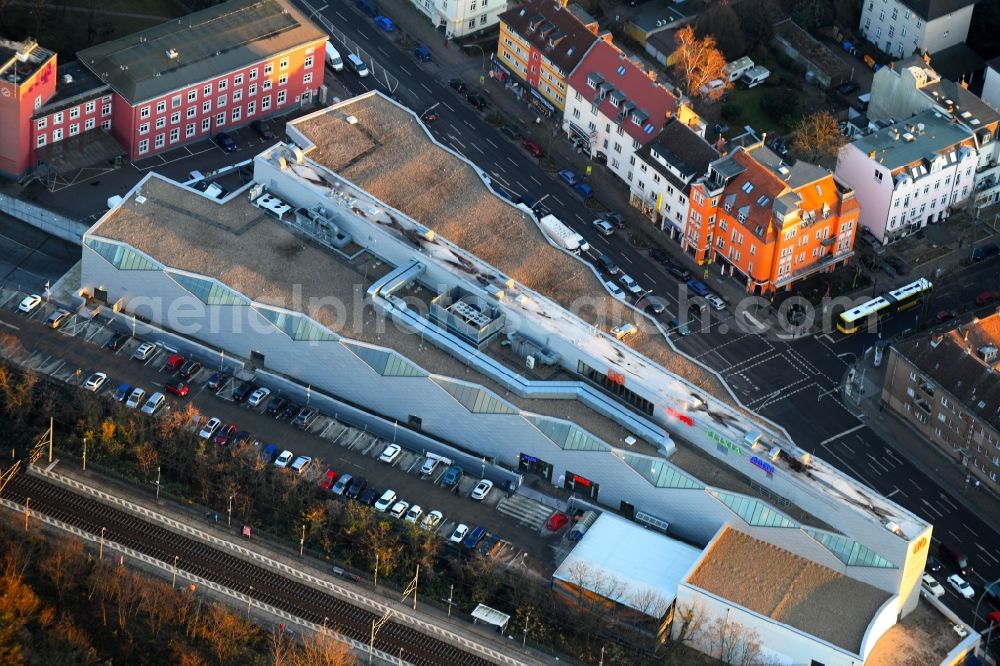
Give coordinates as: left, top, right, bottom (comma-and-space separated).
684, 141, 860, 294
0, 0, 326, 178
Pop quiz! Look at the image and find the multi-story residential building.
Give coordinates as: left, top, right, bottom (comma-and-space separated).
564, 40, 702, 185
835, 108, 977, 243
74, 0, 326, 162
859, 0, 977, 58
630, 117, 719, 237
413, 0, 506, 38
0, 39, 58, 178
869, 55, 1000, 208
496, 0, 604, 113
882, 312, 1000, 488
684, 142, 859, 294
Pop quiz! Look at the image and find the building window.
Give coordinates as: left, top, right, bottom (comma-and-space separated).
264, 63, 273, 75
469, 18, 475, 28
187, 90, 198, 102
263, 80, 272, 91
138, 139, 149, 154
234, 73, 244, 86
249, 68, 258, 80
231, 107, 241, 123
279, 57, 289, 70
169, 127, 180, 143
172, 94, 182, 108
202, 101, 212, 113
216, 112, 225, 127
277, 90, 287, 105
155, 133, 165, 148
262, 95, 272, 111
85, 100, 95, 114
204, 83, 212, 96
85, 118, 95, 130
155, 117, 166, 129
171, 111, 180, 124
304, 55, 313, 69
218, 78, 228, 91
874, 170, 883, 182
54, 111, 65, 124
186, 123, 195, 138
68, 106, 79, 120
201, 118, 211, 131
69, 123, 79, 136
249, 83, 257, 96
36, 118, 47, 129
278, 73, 288, 86
156, 100, 166, 114
187, 106, 197, 119
102, 103, 111, 116
101, 120, 111, 130
247, 100, 256, 116
303, 72, 313, 85
36, 134, 46, 147
139, 106, 150, 120
480, 14, 487, 24
139, 122, 150, 135
217, 94, 227, 108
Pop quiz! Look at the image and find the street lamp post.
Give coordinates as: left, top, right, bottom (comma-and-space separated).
82, 437, 87, 472
228, 495, 233, 528
172, 555, 179, 589
23, 497, 30, 531
99, 527, 106, 560
463, 44, 486, 85
247, 586, 253, 617
299, 524, 306, 557
155, 466, 161, 499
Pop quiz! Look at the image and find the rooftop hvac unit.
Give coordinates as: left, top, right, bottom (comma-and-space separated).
525, 355, 535, 369
635, 511, 669, 534
165, 49, 179, 59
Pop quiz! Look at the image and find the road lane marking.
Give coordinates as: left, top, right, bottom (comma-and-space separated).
441, 101, 454, 112
485, 138, 498, 149
909, 478, 923, 491
464, 120, 475, 129
643, 272, 655, 282
449, 135, 465, 148
529, 175, 541, 186
334, 10, 347, 21
471, 142, 485, 155
398, 65, 411, 76
421, 82, 432, 93
819, 423, 865, 446
507, 157, 517, 166
964, 524, 978, 537
619, 254, 633, 264
550, 195, 564, 207
921, 498, 943, 519
977, 544, 999, 564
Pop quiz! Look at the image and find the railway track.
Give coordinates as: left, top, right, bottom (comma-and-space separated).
3, 472, 504, 666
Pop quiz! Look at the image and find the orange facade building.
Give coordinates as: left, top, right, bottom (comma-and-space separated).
683, 142, 860, 294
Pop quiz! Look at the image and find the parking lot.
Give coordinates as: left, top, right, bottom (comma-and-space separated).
0, 287, 570, 573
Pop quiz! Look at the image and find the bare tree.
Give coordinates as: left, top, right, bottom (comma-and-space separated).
696, 0, 746, 60
672, 26, 730, 100
792, 111, 845, 162
706, 615, 765, 665
292, 629, 357, 666
629, 588, 669, 620
41, 538, 86, 605
671, 602, 708, 648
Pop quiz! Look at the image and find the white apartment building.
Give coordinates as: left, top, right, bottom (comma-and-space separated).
859, 0, 977, 58
630, 118, 718, 237
411, 0, 505, 38
868, 55, 1000, 208
835, 108, 977, 243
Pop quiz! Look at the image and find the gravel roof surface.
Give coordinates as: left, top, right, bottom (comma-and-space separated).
864, 598, 962, 666
290, 93, 740, 410
688, 528, 891, 651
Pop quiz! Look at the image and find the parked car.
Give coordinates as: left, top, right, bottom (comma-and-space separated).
17, 294, 41, 313
669, 317, 691, 336
140, 392, 165, 416
247, 387, 271, 407
165, 380, 189, 397
921, 573, 945, 598
596, 254, 619, 275
639, 295, 667, 316
274, 450, 294, 468
448, 79, 468, 93
948, 574, 974, 599
374, 489, 397, 512
232, 382, 255, 403
592, 219, 614, 236
604, 280, 625, 300
449, 524, 469, 543
232, 431, 253, 446
345, 476, 367, 499
420, 111, 439, 123
686, 278, 710, 297
521, 138, 543, 158
213, 423, 237, 446
500, 125, 521, 140
925, 555, 943, 572
574, 182, 593, 199
265, 395, 288, 416
977, 290, 996, 306
649, 248, 670, 264
359, 487, 380, 506
462, 526, 487, 549
179, 360, 202, 380
619, 274, 643, 296
199, 417, 222, 439
557, 169, 578, 186
251, 119, 277, 141
705, 294, 726, 311
374, 15, 394, 31
604, 212, 625, 229
293, 406, 318, 429
465, 94, 487, 110
83, 372, 108, 392
319, 469, 338, 490
125, 387, 146, 409
470, 479, 493, 501
46, 309, 71, 329
388, 500, 410, 518
379, 444, 402, 463
404, 505, 424, 523
973, 242, 999, 261
478, 534, 503, 557
281, 402, 301, 420
667, 264, 690, 281
290, 456, 313, 474
105, 333, 129, 351
412, 46, 431, 62
936, 309, 956, 323
207, 371, 229, 391
163, 354, 185, 372
421, 510, 443, 530
441, 464, 463, 488
260, 444, 279, 464
113, 383, 131, 402
331, 473, 353, 496
546, 512, 569, 531
214, 132, 237, 153
421, 457, 443, 476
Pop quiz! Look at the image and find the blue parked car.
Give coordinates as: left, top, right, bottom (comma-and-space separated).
557, 169, 578, 186
261, 444, 279, 463
374, 15, 394, 31
412, 46, 431, 62
441, 464, 463, 488
462, 526, 487, 549
574, 182, 593, 199
113, 383, 131, 402
686, 278, 710, 297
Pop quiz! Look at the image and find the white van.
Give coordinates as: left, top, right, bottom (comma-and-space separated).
325, 43, 344, 72
346, 53, 369, 78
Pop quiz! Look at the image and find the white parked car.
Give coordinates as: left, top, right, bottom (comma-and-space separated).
18, 294, 42, 313
132, 342, 156, 361
470, 479, 493, 501
199, 417, 222, 439
247, 387, 271, 406
404, 505, 424, 523
604, 280, 625, 301
421, 510, 443, 530
83, 372, 108, 392
389, 500, 410, 519
619, 274, 643, 295
274, 450, 294, 468
290, 455, 312, 474
592, 219, 614, 236
140, 392, 165, 416
449, 523, 469, 543
705, 294, 726, 311
374, 489, 397, 512
947, 574, 974, 599
125, 387, 146, 409
379, 444, 402, 464
921, 573, 945, 598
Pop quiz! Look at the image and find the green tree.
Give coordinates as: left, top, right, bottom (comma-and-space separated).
696, 0, 746, 60
791, 0, 833, 31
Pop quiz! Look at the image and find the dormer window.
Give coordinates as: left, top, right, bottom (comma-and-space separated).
632, 115, 641, 125
587, 73, 604, 89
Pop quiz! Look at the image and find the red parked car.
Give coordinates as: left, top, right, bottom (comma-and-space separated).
936, 310, 956, 323
163, 354, 185, 372
213, 423, 237, 446
521, 138, 543, 158
976, 290, 995, 306
164, 380, 189, 397
319, 469, 338, 490
545, 512, 569, 531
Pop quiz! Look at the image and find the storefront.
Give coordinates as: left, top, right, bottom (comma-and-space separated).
563, 470, 599, 500
519, 452, 553, 482
529, 87, 555, 118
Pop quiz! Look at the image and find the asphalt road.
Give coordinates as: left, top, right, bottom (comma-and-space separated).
306, 2, 1000, 626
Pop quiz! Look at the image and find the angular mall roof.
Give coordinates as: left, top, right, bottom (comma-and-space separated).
498, 0, 599, 75
567, 40, 677, 146
77, 0, 325, 104
553, 513, 702, 617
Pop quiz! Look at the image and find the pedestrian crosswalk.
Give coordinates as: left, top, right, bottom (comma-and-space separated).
496, 494, 555, 529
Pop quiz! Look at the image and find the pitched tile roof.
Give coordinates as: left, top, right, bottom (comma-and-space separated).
567, 40, 677, 146
717, 149, 788, 237
499, 0, 599, 75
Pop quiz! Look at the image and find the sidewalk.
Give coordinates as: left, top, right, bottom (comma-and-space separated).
847, 351, 1000, 532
